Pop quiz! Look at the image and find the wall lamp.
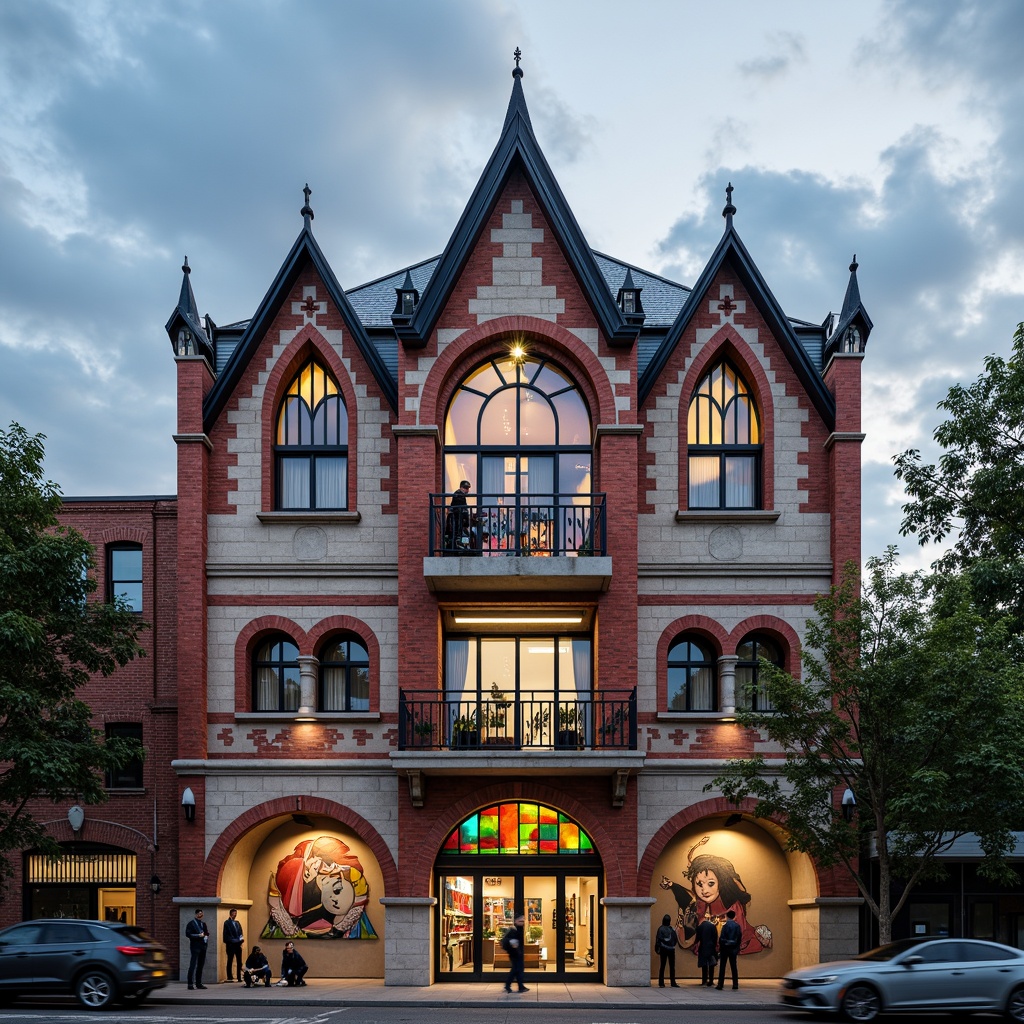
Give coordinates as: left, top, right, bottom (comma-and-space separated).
150, 875, 162, 894
841, 788, 856, 822
67, 805, 85, 834
181, 787, 196, 823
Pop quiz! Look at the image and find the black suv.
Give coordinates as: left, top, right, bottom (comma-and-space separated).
0, 918, 167, 1009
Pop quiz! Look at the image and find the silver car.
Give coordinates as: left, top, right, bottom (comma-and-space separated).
780, 936, 1024, 1022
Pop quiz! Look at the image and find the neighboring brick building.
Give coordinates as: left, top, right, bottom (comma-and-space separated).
16, 62, 873, 984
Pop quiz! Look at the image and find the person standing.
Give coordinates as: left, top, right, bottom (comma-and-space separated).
501, 913, 529, 993
223, 907, 244, 982
185, 908, 209, 990
716, 908, 742, 990
446, 480, 477, 553
280, 941, 308, 986
694, 915, 719, 987
654, 913, 679, 987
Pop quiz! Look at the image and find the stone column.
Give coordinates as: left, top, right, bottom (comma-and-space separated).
718, 654, 739, 716
381, 896, 436, 985
789, 897, 862, 969
296, 655, 318, 716
602, 896, 656, 986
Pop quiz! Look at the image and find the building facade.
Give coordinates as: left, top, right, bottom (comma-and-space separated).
9, 63, 877, 985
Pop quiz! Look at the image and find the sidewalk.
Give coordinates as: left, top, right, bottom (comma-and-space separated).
158, 976, 782, 1009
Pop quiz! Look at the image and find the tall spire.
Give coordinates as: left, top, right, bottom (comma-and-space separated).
722, 182, 737, 226
300, 183, 314, 226
503, 46, 533, 133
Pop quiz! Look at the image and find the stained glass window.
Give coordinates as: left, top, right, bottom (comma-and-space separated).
442, 802, 594, 855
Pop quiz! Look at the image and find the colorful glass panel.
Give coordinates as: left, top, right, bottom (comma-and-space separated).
442, 802, 594, 855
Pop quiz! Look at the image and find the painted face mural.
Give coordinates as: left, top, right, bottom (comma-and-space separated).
659, 835, 772, 955
261, 835, 378, 940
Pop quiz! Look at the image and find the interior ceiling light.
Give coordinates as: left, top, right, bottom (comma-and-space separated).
453, 614, 584, 625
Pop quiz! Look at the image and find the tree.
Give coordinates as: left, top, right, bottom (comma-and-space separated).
0, 423, 146, 896
711, 548, 1024, 945
893, 321, 1024, 632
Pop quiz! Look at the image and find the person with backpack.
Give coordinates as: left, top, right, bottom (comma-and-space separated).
653, 913, 679, 987
716, 908, 742, 989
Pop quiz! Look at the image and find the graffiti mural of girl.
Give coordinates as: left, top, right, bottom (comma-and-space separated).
660, 836, 771, 954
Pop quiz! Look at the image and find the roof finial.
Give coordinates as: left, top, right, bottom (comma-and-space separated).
722, 182, 737, 222
850, 253, 858, 273
513, 46, 523, 79
300, 183, 314, 225
181, 256, 190, 276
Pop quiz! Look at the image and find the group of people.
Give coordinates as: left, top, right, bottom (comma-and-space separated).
654, 909, 743, 990
185, 908, 309, 990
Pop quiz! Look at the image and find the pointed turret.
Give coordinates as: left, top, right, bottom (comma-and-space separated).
502, 46, 534, 134
825, 255, 872, 358
164, 257, 214, 361
616, 268, 645, 326
392, 269, 419, 325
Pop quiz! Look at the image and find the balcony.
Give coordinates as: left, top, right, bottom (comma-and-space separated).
423, 492, 612, 593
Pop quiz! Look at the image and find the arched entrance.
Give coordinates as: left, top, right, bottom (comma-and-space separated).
434, 801, 602, 982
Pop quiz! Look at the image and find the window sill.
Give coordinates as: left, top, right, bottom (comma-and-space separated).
256, 511, 362, 525
234, 712, 380, 723
674, 509, 780, 523
104, 787, 147, 795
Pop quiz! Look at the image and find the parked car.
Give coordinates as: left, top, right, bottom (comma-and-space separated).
781, 936, 1024, 1021
0, 918, 167, 1009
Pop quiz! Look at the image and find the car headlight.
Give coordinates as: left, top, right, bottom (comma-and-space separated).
806, 974, 840, 985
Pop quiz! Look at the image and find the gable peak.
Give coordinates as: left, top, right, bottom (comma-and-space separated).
503, 46, 533, 134
300, 183, 314, 227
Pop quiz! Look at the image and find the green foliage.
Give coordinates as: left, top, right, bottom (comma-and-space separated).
893, 322, 1024, 632
711, 548, 1024, 942
0, 423, 146, 896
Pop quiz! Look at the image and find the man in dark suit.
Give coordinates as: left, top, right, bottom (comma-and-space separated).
185, 908, 209, 990
502, 913, 529, 993
222, 907, 244, 982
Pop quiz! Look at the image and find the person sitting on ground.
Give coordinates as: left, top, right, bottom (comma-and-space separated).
242, 944, 272, 987
279, 940, 308, 986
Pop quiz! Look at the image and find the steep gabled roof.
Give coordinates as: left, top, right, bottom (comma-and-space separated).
164, 257, 213, 361
638, 196, 836, 430
824, 255, 873, 358
395, 63, 637, 348
202, 201, 397, 432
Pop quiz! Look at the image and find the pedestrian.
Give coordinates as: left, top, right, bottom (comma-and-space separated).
446, 479, 477, 553
716, 908, 742, 990
242, 944, 272, 987
279, 940, 308, 986
654, 913, 679, 987
694, 915, 718, 987
185, 908, 209, 990
223, 907, 244, 982
501, 913, 529, 993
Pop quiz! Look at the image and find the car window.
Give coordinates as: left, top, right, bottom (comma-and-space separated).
858, 938, 929, 961
910, 941, 962, 963
959, 941, 1019, 962
111, 925, 152, 944
42, 922, 99, 944
0, 924, 44, 945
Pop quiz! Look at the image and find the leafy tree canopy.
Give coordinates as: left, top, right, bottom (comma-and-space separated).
711, 549, 1024, 944
893, 322, 1024, 632
0, 423, 146, 895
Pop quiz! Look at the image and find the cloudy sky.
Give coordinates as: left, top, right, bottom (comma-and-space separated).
2, 0, 1021, 569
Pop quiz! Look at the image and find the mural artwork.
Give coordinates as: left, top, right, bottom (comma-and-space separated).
261, 835, 378, 939
660, 835, 772, 954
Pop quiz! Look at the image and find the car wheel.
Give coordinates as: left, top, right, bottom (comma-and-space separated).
841, 982, 881, 1022
1006, 986, 1024, 1022
75, 969, 117, 1010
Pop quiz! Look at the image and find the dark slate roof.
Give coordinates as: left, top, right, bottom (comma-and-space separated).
591, 253, 689, 327
347, 257, 440, 328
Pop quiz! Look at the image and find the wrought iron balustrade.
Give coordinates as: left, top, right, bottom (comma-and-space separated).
429, 492, 606, 557
398, 689, 636, 751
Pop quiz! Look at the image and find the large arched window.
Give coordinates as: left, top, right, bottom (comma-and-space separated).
445, 353, 591, 504
253, 635, 300, 712
687, 359, 761, 509
275, 357, 348, 510
736, 634, 781, 712
667, 636, 717, 712
319, 635, 370, 712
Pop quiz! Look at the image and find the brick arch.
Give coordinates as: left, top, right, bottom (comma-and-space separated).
258, 324, 360, 512
307, 614, 382, 712
406, 782, 625, 897
201, 796, 399, 896
233, 615, 308, 713
100, 528, 148, 546
656, 614, 729, 712
678, 326, 777, 511
728, 614, 802, 675
37, 816, 151, 856
419, 315, 619, 430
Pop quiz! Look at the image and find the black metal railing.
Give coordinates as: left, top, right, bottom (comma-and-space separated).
398, 689, 636, 751
429, 492, 606, 557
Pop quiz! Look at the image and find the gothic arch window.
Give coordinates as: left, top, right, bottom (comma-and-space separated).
318, 634, 370, 712
275, 357, 348, 510
667, 635, 717, 712
253, 635, 300, 712
444, 353, 592, 550
687, 359, 761, 509
736, 634, 781, 712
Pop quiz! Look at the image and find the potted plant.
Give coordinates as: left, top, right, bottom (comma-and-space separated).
556, 704, 581, 748
598, 705, 626, 746
486, 682, 513, 744
527, 924, 543, 944
529, 705, 550, 746
451, 711, 478, 748
413, 718, 435, 747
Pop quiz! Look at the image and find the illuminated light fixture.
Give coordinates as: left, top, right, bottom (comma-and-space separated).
67, 805, 85, 833
508, 338, 527, 363
453, 615, 584, 625
181, 787, 196, 823
295, 707, 316, 722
